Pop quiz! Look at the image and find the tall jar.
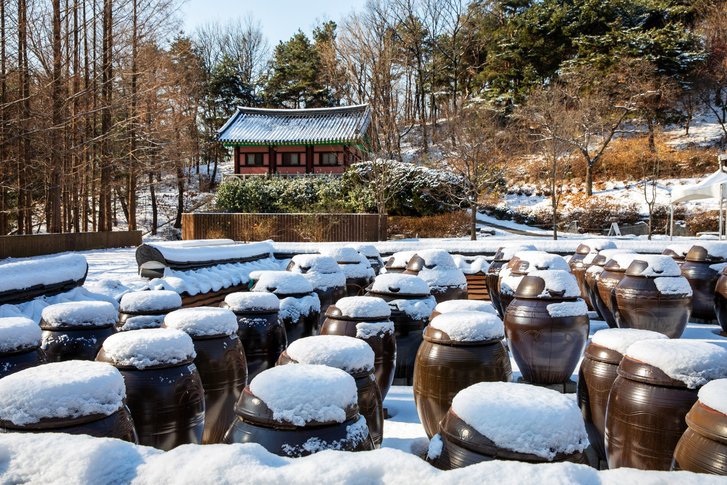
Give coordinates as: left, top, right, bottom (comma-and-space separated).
163, 307, 247, 444
321, 247, 375, 297
221, 292, 287, 381
595, 253, 639, 328
319, 296, 396, 400
97, 328, 206, 450
40, 301, 118, 361
584, 249, 634, 319
118, 290, 182, 331
715, 266, 727, 335
680, 243, 727, 321
485, 245, 535, 319
0, 316, 47, 378
504, 270, 589, 385
413, 311, 511, 438
498, 251, 570, 316
569, 240, 616, 310
286, 254, 347, 325
404, 250, 468, 303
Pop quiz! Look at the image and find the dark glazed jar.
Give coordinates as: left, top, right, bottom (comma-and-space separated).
681, 244, 726, 321
715, 267, 727, 335
413, 311, 511, 438
221, 292, 287, 381
613, 256, 692, 338
584, 249, 633, 319
320, 296, 396, 400
40, 300, 118, 361
672, 379, 727, 475
663, 244, 692, 266
250, 271, 320, 344
0, 360, 137, 443
0, 316, 47, 378
286, 254, 347, 325
404, 250, 468, 303
427, 382, 588, 470
118, 290, 182, 331
277, 335, 383, 447
485, 245, 535, 319
321, 247, 375, 297
224, 364, 374, 456
383, 250, 416, 274
596, 253, 639, 328
163, 307, 247, 444
605, 340, 727, 470
365, 273, 436, 385
504, 270, 589, 385
577, 328, 667, 462
352, 244, 384, 276
97, 328, 206, 450
498, 251, 570, 316
569, 240, 617, 310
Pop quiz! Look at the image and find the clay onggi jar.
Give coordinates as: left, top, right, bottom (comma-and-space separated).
714, 266, 727, 335
584, 249, 633, 320
383, 251, 417, 274
569, 240, 616, 310
672, 378, 727, 475
680, 244, 726, 322
498, 251, 570, 316
605, 339, 727, 470
224, 364, 375, 456
40, 300, 118, 361
276, 335, 384, 447
118, 290, 182, 331
404, 250, 468, 303
413, 311, 511, 438
352, 244, 384, 276
286, 254, 347, 325
97, 328, 206, 450
321, 247, 375, 297
221, 292, 287, 381
0, 316, 47, 378
320, 296, 397, 400
485, 245, 536, 319
163, 307, 248, 444
504, 270, 589, 385
0, 360, 137, 442
595, 253, 639, 328
613, 256, 692, 338
577, 328, 667, 462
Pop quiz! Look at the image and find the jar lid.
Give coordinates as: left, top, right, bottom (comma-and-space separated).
663, 243, 692, 260
603, 253, 640, 272
590, 328, 668, 356
320, 247, 362, 264
510, 251, 570, 275
492, 244, 536, 262
368, 273, 430, 297
697, 378, 727, 417
250, 271, 313, 296
326, 296, 391, 320
97, 328, 196, 369
427, 311, 504, 343
513, 270, 580, 300
281, 335, 374, 374
433, 300, 497, 316
689, 379, 727, 445
624, 255, 682, 277
0, 361, 125, 428
686, 243, 727, 263
576, 239, 617, 255
223, 292, 280, 312
0, 317, 41, 352
119, 290, 181, 314
384, 251, 417, 270
408, 249, 457, 271
163, 307, 238, 337
287, 254, 341, 275
590, 249, 634, 267
40, 301, 118, 329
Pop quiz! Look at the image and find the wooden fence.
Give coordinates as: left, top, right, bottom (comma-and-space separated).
0, 231, 143, 259
182, 213, 387, 242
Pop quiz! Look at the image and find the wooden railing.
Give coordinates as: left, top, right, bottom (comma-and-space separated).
182, 213, 386, 242
0, 231, 143, 259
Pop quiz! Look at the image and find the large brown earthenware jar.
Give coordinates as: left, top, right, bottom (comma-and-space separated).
681, 244, 725, 321
505, 271, 589, 385
404, 250, 468, 303
322, 247, 375, 297
224, 364, 375, 456
383, 251, 416, 274
715, 267, 727, 335
163, 307, 247, 444
413, 312, 511, 438
570, 240, 617, 310
277, 335, 383, 447
286, 254, 347, 326
221, 292, 287, 381
584, 250, 634, 319
613, 256, 692, 338
0, 317, 47, 378
0, 360, 137, 443
498, 251, 570, 316
320, 297, 396, 400
596, 253, 639, 328
486, 245, 536, 319
365, 274, 436, 385
672, 379, 727, 475
97, 328, 206, 450
118, 290, 182, 331
40, 301, 118, 361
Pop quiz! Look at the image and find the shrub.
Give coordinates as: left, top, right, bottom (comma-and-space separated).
387, 211, 471, 238
686, 210, 720, 235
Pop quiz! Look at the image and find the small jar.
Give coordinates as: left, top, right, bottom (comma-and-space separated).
40, 301, 118, 361
485, 245, 536, 319
680, 243, 727, 321
277, 335, 384, 448
97, 328, 206, 450
498, 251, 570, 316
224, 364, 374, 456
286, 254, 347, 325
0, 316, 46, 378
118, 290, 182, 331
404, 250, 468, 303
321, 247, 375, 297
0, 360, 136, 442
414, 311, 511, 438
569, 240, 617, 310
164, 307, 247, 444
382, 250, 417, 274
221, 292, 287, 381
595, 253, 639, 328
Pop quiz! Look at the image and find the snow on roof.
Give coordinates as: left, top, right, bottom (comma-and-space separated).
224, 292, 280, 312
451, 382, 588, 460
285, 335, 375, 373
591, 328, 668, 355
0, 254, 88, 294
144, 241, 273, 264
101, 328, 196, 369
434, 300, 497, 316
626, 340, 727, 388
218, 105, 371, 145
334, 296, 391, 319
430, 311, 504, 341
0, 361, 125, 426
41, 301, 118, 328
0, 317, 41, 352
698, 379, 727, 416
249, 364, 358, 426
164, 307, 238, 337
119, 290, 182, 314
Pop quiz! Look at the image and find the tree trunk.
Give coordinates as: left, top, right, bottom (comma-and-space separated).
17, 0, 31, 234
174, 162, 185, 229
127, 0, 138, 230
49, 0, 63, 233
149, 171, 158, 235
0, 0, 6, 235
470, 203, 477, 241
585, 163, 593, 197
99, 0, 113, 232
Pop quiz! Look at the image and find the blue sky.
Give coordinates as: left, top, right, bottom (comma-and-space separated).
181, 0, 368, 45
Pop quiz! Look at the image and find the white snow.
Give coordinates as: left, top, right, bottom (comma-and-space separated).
41, 301, 118, 327
334, 296, 391, 319
0, 360, 125, 425
452, 255, 490, 274
251, 271, 314, 295
629, 255, 682, 276
119, 290, 182, 313
350, 244, 381, 259
119, 315, 165, 332
433, 300, 497, 315
0, 253, 88, 293
0, 317, 41, 352
580, 239, 617, 253
101, 328, 196, 369
451, 382, 589, 460
697, 379, 727, 416
527, 270, 581, 298
583, 248, 633, 265
249, 364, 358, 426
606, 253, 640, 270
281, 415, 370, 455
546, 300, 589, 318
412, 250, 467, 288
414, 250, 457, 269
499, 269, 522, 296
0, 287, 119, 324
591, 328, 669, 355
513, 251, 570, 272
355, 320, 395, 338
224, 292, 280, 312
300, 271, 347, 291
381, 250, 417, 271
426, 434, 443, 460
279, 294, 320, 322
370, 274, 430, 295
339, 255, 376, 280
144, 241, 273, 263
163, 307, 238, 337
653, 277, 693, 296
285, 335, 375, 373
429, 311, 504, 341
289, 254, 341, 275
626, 340, 727, 388
495, 244, 537, 261
665, 243, 694, 257
585, 265, 604, 277
389, 296, 437, 320
689, 242, 727, 260
320, 247, 364, 264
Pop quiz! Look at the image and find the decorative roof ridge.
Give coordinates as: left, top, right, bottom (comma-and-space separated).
236, 104, 369, 117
